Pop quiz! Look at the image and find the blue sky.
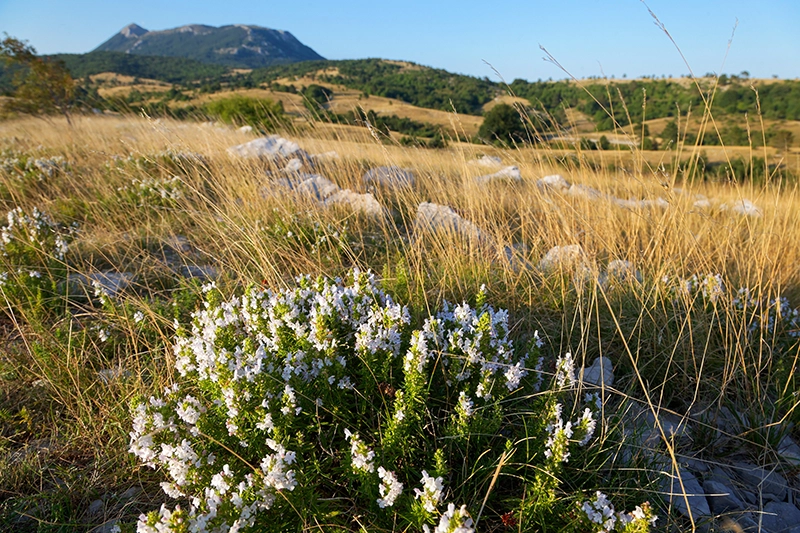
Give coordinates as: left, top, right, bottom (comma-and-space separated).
1, 0, 797, 81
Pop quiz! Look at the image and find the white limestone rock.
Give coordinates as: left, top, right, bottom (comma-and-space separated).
325, 189, 386, 219
475, 165, 522, 184
470, 155, 503, 167
663, 466, 711, 521
602, 259, 642, 286
363, 166, 415, 188
567, 183, 605, 200
227, 135, 308, 161
536, 174, 570, 191
721, 199, 763, 217
580, 356, 614, 388
414, 202, 489, 245
538, 244, 587, 272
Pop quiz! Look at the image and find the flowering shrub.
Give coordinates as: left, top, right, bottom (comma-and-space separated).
129, 270, 655, 532
118, 176, 185, 207
0, 206, 76, 317
0, 149, 70, 182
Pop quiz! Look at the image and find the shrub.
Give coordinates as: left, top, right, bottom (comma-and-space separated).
0, 206, 76, 319
204, 95, 287, 132
129, 270, 656, 532
478, 103, 527, 145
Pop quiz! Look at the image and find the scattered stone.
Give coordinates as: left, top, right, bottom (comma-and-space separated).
64, 271, 135, 299
761, 501, 800, 533
470, 155, 503, 167
683, 457, 710, 474
363, 166, 415, 188
325, 189, 386, 218
777, 435, 800, 466
580, 356, 614, 389
120, 487, 142, 500
178, 265, 218, 281
87, 499, 105, 517
693, 198, 712, 209
414, 202, 490, 245
536, 174, 570, 191
283, 157, 304, 173
704, 479, 747, 514
604, 259, 642, 285
733, 463, 788, 502
538, 244, 588, 273
475, 165, 522, 184
163, 235, 193, 255
612, 197, 670, 209
567, 183, 606, 200
663, 466, 711, 521
722, 199, 763, 217
290, 174, 341, 202
227, 135, 309, 161
96, 521, 121, 533
238, 125, 253, 133
270, 174, 385, 218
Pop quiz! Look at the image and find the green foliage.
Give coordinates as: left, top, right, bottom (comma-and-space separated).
203, 95, 287, 131
51, 51, 229, 85
250, 59, 497, 115
0, 36, 76, 124
338, 108, 443, 140
478, 103, 528, 145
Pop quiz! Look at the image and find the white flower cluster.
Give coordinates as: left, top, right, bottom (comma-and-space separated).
404, 299, 537, 404
131, 270, 412, 531
554, 352, 575, 389
581, 491, 656, 532
544, 403, 573, 463
1, 206, 72, 262
414, 470, 445, 513
664, 273, 800, 338
0, 151, 69, 181
345, 428, 375, 473
423, 503, 475, 533
119, 176, 184, 206
377, 467, 403, 508
544, 387, 600, 463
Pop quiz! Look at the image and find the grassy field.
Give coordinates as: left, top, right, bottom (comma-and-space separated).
1, 110, 799, 532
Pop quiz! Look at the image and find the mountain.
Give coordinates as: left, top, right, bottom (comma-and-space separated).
93, 23, 324, 69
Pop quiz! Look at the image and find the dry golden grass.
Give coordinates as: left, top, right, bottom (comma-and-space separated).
2, 111, 800, 531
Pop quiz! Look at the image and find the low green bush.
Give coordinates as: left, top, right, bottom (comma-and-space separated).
204, 95, 287, 132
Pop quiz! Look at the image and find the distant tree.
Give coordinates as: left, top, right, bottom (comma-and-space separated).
0, 35, 75, 124
478, 103, 528, 145
204, 95, 286, 132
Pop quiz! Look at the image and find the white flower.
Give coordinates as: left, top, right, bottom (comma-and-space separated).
414, 470, 444, 513
457, 392, 474, 418
555, 352, 575, 389
345, 429, 375, 473
582, 491, 617, 532
134, 310, 145, 323
377, 467, 403, 508
423, 503, 474, 533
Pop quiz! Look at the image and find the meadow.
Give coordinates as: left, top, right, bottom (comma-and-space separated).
1, 107, 799, 532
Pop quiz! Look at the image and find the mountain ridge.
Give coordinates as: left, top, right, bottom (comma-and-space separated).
94, 23, 324, 69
